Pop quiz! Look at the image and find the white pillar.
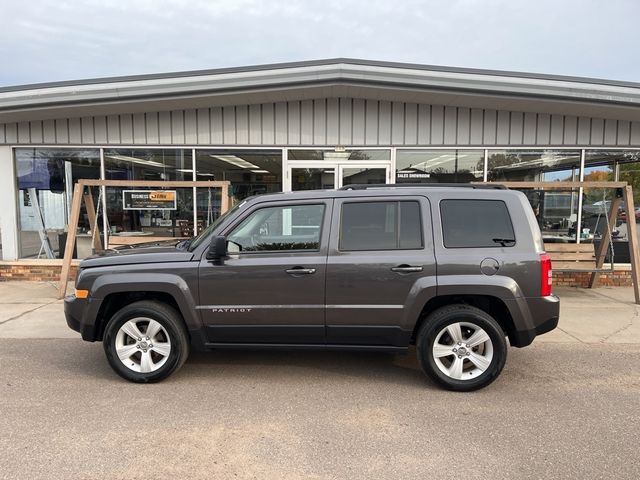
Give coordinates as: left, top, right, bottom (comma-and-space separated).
0, 146, 18, 260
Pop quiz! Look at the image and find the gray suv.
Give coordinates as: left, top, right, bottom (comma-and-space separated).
65, 184, 559, 391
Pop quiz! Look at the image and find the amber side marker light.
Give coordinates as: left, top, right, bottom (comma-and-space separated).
75, 289, 89, 299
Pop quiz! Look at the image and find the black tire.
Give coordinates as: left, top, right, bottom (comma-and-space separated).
103, 300, 189, 383
416, 304, 507, 392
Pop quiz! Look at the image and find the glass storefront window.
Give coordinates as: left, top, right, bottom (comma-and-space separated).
586, 150, 640, 202
103, 149, 194, 239
396, 150, 484, 183
15, 148, 100, 259
487, 150, 581, 182
195, 150, 282, 229
581, 160, 615, 242
487, 150, 581, 243
584, 151, 640, 263
12, 146, 640, 264
288, 149, 390, 161
342, 167, 387, 186
104, 148, 193, 181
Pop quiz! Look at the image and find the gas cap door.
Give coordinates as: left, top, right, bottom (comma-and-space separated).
480, 257, 500, 276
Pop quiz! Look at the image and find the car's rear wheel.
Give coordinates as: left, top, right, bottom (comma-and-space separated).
103, 300, 189, 383
416, 304, 507, 391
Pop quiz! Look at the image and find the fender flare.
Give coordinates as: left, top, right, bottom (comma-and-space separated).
402, 275, 532, 333
88, 273, 201, 331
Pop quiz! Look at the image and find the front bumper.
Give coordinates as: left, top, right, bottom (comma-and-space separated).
64, 295, 98, 341
510, 294, 560, 347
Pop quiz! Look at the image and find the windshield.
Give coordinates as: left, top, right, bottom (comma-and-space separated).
187, 202, 245, 252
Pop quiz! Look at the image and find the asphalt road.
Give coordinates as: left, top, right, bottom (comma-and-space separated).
1, 340, 639, 480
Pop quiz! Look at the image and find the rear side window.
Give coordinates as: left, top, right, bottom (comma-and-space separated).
440, 199, 515, 248
340, 201, 423, 251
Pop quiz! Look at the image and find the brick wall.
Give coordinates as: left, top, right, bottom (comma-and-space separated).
553, 270, 632, 287
0, 264, 78, 282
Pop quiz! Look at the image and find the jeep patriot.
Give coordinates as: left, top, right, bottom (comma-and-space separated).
65, 184, 560, 391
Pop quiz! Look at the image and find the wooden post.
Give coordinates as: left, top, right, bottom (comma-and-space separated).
589, 194, 622, 288
220, 183, 230, 214
623, 186, 640, 304
58, 182, 84, 299
83, 189, 103, 251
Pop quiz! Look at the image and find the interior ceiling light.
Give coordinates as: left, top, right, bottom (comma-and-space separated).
251, 169, 270, 173
104, 154, 165, 168
210, 154, 260, 169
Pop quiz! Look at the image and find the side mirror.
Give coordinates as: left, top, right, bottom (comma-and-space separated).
206, 236, 227, 262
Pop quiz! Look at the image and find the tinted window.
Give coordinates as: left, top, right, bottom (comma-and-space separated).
440, 200, 515, 248
227, 204, 324, 252
340, 201, 423, 251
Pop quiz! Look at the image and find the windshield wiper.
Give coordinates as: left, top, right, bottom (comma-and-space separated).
492, 238, 516, 246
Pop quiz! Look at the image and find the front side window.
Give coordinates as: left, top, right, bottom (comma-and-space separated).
339, 201, 423, 251
440, 199, 515, 248
226, 204, 325, 252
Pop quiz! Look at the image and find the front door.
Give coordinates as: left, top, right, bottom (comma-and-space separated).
198, 199, 332, 344
325, 196, 436, 346
290, 166, 336, 191
288, 163, 390, 191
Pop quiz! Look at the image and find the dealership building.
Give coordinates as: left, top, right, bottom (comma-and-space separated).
0, 59, 639, 281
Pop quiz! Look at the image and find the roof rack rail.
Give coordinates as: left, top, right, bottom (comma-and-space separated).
338, 183, 507, 190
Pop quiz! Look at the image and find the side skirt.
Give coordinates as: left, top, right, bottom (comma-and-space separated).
201, 343, 409, 353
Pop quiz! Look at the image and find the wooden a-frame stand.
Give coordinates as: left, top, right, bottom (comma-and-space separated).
58, 179, 231, 299
487, 181, 640, 304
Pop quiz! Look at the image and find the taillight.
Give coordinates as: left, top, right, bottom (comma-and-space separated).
540, 253, 552, 296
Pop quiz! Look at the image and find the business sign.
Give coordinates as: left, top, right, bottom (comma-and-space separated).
396, 170, 431, 180
123, 190, 177, 210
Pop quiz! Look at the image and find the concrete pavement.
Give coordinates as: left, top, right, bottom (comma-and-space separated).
0, 282, 77, 339
1, 339, 639, 479
0, 281, 638, 344
0, 282, 639, 479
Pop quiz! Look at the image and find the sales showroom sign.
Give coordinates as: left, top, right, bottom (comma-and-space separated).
123, 190, 177, 210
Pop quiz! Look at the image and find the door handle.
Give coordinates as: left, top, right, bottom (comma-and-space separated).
391, 265, 423, 273
285, 267, 316, 275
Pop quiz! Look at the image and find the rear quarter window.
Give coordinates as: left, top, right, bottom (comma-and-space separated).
440, 199, 515, 248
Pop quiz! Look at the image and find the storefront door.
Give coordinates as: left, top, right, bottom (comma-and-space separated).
288, 163, 390, 191
290, 164, 336, 191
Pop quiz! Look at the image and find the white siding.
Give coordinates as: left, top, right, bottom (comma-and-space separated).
1, 97, 638, 147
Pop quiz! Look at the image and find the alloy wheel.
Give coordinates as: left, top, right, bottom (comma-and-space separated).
432, 321, 494, 380
115, 318, 172, 373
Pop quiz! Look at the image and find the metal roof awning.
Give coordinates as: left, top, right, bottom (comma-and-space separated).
1, 58, 640, 123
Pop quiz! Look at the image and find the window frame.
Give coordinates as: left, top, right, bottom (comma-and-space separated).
224, 202, 327, 254
338, 199, 425, 252
439, 198, 516, 249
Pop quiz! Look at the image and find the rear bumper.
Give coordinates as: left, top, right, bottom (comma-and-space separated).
510, 295, 560, 347
64, 295, 98, 341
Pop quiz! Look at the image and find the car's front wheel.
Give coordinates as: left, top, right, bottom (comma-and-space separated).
416, 304, 507, 391
103, 300, 189, 383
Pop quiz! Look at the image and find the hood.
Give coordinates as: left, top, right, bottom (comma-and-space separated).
80, 239, 195, 268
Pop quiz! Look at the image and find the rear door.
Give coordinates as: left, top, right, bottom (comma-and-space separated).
325, 195, 436, 346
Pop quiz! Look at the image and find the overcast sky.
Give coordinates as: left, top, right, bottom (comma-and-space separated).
1, 0, 639, 87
